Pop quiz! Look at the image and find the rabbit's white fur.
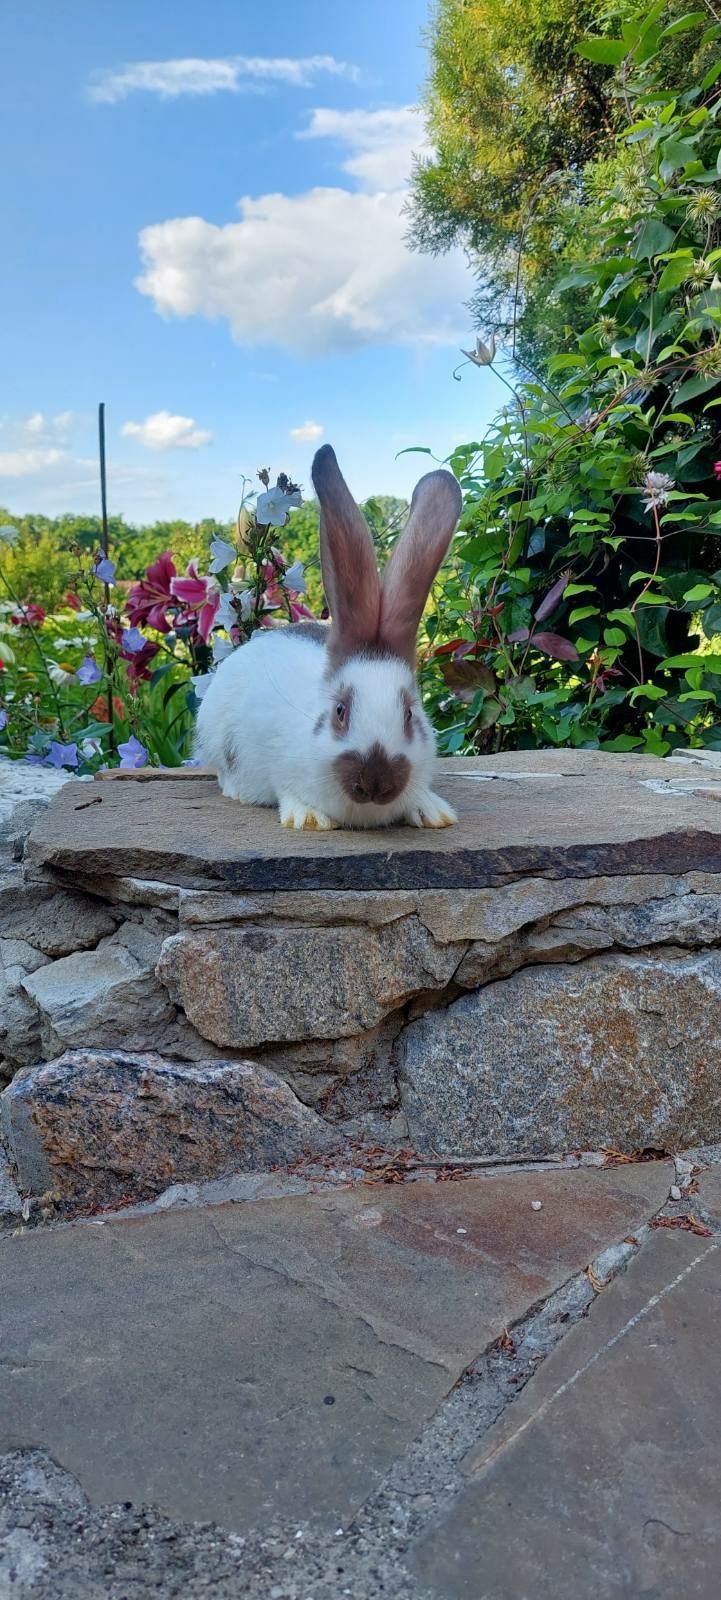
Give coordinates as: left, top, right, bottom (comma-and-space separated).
195, 628, 453, 829
195, 444, 462, 830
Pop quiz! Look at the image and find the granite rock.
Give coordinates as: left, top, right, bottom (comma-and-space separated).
157, 916, 464, 1049
21, 923, 219, 1062
0, 1048, 343, 1209
398, 949, 721, 1159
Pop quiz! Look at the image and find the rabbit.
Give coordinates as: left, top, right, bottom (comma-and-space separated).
194, 443, 462, 830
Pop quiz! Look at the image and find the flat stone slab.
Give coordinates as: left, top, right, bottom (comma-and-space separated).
414, 1226, 721, 1598
0, 1165, 668, 1532
26, 752, 721, 891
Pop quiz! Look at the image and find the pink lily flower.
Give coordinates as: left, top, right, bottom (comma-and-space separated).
127, 552, 178, 634
170, 560, 220, 643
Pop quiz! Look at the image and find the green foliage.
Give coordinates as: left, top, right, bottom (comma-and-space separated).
409, 0, 721, 359
418, 7, 721, 755
0, 522, 80, 610
0, 510, 239, 606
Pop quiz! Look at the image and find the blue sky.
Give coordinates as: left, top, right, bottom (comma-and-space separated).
1, 0, 504, 524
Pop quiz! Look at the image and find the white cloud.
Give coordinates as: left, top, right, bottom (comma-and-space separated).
89, 54, 359, 104
121, 410, 212, 451
0, 448, 65, 478
290, 420, 324, 443
135, 105, 470, 357
17, 411, 74, 442
299, 106, 430, 191
20, 412, 46, 437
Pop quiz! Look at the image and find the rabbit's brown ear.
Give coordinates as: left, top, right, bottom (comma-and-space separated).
380, 469, 462, 665
312, 445, 381, 662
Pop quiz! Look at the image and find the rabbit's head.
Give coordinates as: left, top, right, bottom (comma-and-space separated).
309, 445, 461, 821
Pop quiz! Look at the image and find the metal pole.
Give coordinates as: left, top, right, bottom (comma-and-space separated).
99, 401, 109, 552
98, 402, 114, 748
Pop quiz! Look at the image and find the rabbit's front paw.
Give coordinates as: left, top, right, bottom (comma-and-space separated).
405, 791, 457, 829
279, 796, 338, 831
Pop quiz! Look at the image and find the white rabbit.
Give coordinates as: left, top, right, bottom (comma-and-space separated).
194, 444, 462, 830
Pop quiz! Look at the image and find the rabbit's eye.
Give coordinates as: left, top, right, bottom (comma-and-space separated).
336, 702, 346, 723
405, 704, 413, 722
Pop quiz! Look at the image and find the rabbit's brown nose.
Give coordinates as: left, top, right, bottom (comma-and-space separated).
333, 742, 411, 807
354, 771, 389, 803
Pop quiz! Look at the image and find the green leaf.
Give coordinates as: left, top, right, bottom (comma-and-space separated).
569, 606, 600, 623
660, 139, 698, 181
554, 269, 599, 291
659, 653, 721, 670
547, 352, 588, 371
604, 627, 627, 646
683, 583, 715, 602
565, 583, 598, 597
658, 253, 693, 292
149, 663, 174, 688
162, 678, 188, 709
635, 24, 663, 62
477, 699, 502, 730
633, 218, 676, 260
674, 372, 721, 405
623, 118, 654, 141
636, 606, 669, 656
703, 603, 721, 635
661, 11, 706, 36
630, 683, 668, 701
677, 439, 709, 469
576, 37, 627, 65
639, 0, 671, 36
607, 608, 636, 628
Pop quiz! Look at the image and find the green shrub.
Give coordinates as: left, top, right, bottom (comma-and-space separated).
418, 2, 721, 756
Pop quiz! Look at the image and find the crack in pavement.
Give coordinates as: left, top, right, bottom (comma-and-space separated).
202, 1211, 454, 1373
0, 1206, 671, 1600
465, 1238, 720, 1478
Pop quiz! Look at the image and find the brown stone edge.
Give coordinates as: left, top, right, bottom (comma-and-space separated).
27, 827, 721, 893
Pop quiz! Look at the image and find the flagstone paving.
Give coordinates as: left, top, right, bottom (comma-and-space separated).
4, 1156, 721, 1598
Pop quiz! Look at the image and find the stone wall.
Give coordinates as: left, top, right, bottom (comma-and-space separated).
3, 754, 721, 1212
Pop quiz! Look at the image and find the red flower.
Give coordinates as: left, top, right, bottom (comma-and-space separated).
124, 638, 160, 685
11, 604, 45, 627
65, 592, 82, 611
714, 461, 721, 481
90, 693, 126, 723
170, 560, 220, 643
127, 552, 177, 634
